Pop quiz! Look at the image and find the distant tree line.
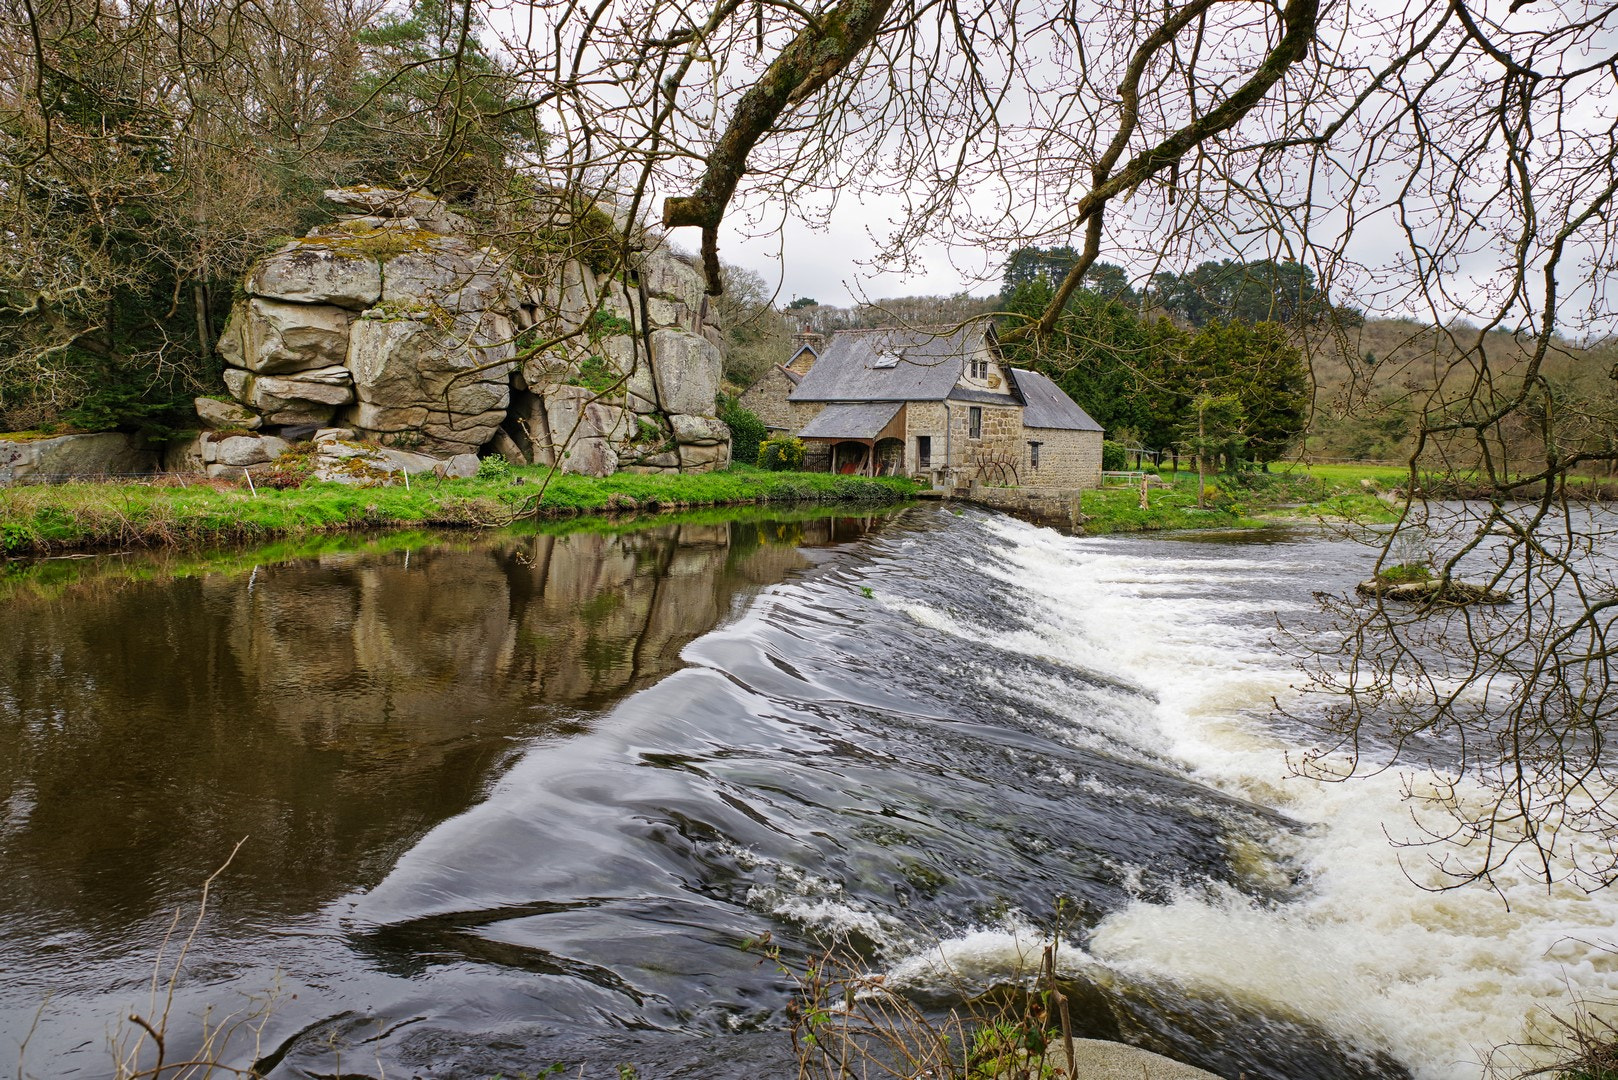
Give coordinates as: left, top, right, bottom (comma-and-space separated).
996, 248, 1312, 470
1001, 246, 1349, 328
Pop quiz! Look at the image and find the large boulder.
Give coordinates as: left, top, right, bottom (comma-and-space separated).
205, 433, 290, 467
669, 414, 728, 446
545, 385, 627, 477
247, 367, 356, 408
640, 246, 706, 311
0, 432, 156, 485
677, 441, 731, 470
228, 367, 350, 426
310, 439, 480, 483
194, 397, 261, 431
650, 328, 721, 416
246, 242, 383, 309
163, 434, 207, 473
322, 186, 471, 235
345, 313, 512, 455
217, 298, 353, 375
379, 238, 519, 315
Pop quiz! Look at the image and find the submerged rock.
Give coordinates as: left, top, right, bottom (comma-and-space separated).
1355, 578, 1513, 604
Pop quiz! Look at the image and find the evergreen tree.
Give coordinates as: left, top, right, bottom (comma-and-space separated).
1151, 259, 1323, 327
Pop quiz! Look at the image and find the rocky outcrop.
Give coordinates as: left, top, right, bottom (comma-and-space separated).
307, 432, 479, 484
0, 433, 157, 484
207, 186, 731, 474
161, 428, 481, 482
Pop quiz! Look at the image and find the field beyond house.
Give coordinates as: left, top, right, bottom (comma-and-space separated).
0, 465, 919, 557
1077, 462, 1411, 534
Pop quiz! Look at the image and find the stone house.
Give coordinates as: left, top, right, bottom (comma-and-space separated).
745, 324, 1104, 488
738, 331, 823, 435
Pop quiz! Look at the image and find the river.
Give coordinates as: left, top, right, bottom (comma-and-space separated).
2, 505, 1615, 1079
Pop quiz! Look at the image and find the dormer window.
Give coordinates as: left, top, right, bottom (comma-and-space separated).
969, 358, 989, 380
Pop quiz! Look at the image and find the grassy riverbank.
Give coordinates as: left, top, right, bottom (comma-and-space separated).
1078, 465, 1406, 535
0, 466, 918, 557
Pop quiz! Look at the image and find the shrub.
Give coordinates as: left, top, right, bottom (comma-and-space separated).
1377, 562, 1432, 585
1101, 439, 1128, 471
257, 446, 317, 489
568, 354, 619, 394
476, 455, 512, 480
1141, 463, 1160, 476
717, 396, 766, 465
760, 433, 806, 471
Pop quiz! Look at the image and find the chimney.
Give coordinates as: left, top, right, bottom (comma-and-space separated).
788, 330, 823, 374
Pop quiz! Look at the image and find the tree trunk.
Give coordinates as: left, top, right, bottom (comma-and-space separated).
193, 281, 213, 358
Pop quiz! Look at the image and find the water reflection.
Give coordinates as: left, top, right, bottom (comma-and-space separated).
0, 510, 894, 1069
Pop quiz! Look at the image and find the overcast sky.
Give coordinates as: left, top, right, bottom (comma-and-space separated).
712, 194, 1007, 308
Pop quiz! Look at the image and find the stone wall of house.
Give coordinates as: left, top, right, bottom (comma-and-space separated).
1022, 427, 1103, 489
949, 403, 1024, 485
740, 368, 824, 433
202, 186, 729, 478
902, 401, 946, 479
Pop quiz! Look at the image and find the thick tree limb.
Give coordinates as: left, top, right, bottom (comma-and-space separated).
1004, 0, 1320, 343
661, 0, 896, 292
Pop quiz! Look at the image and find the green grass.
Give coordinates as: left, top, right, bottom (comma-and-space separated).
1080, 481, 1257, 534
0, 464, 919, 557
1080, 465, 1407, 534
1273, 461, 1414, 488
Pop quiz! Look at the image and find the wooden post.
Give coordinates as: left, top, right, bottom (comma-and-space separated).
1140, 473, 1149, 509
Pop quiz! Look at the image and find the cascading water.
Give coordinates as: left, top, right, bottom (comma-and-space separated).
880, 513, 1618, 1080
3, 506, 1615, 1080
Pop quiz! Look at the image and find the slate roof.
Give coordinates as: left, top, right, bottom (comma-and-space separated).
798, 401, 904, 440
781, 323, 1101, 434
948, 386, 1020, 406
1009, 369, 1104, 431
788, 325, 985, 402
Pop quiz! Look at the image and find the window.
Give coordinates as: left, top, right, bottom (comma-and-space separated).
1028, 441, 1042, 469
968, 407, 983, 439
969, 358, 989, 379
917, 435, 932, 468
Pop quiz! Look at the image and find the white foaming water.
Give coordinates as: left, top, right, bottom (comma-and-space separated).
897, 516, 1618, 1079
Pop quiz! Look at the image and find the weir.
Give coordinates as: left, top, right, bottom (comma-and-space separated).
919, 481, 1084, 531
